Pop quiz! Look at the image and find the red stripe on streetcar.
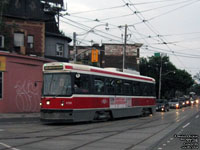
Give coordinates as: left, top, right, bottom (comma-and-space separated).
91, 68, 153, 82
41, 97, 155, 109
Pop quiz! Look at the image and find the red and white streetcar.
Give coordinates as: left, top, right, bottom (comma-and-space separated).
40, 62, 156, 122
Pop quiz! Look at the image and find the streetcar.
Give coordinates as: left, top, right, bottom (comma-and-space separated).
40, 62, 156, 122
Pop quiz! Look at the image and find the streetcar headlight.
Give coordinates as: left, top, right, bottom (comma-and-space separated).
40, 102, 42, 106
46, 100, 50, 105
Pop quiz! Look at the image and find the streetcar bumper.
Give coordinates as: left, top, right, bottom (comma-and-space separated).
40, 109, 74, 123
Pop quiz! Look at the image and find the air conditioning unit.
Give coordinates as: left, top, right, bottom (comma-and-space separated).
0, 35, 4, 48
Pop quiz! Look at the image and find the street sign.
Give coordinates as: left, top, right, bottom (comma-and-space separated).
154, 52, 160, 57
91, 49, 98, 62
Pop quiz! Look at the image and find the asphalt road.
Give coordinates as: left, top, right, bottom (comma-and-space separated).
0, 105, 199, 150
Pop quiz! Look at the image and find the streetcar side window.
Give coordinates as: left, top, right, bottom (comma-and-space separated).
93, 76, 105, 94
74, 74, 90, 94
150, 84, 156, 96
123, 81, 132, 96
116, 79, 123, 95
132, 81, 141, 96
141, 83, 148, 96
105, 78, 115, 95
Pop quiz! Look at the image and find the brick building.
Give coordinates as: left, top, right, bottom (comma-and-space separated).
101, 43, 142, 71
2, 0, 46, 56
69, 43, 142, 72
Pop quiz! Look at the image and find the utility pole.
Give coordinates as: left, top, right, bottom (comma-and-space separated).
158, 55, 162, 99
73, 32, 77, 62
123, 24, 127, 71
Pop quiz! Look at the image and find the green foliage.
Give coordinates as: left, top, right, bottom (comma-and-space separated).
139, 55, 194, 99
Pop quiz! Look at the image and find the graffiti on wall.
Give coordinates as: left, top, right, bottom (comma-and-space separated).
14, 80, 40, 112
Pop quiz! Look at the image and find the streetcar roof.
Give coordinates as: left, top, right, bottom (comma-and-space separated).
43, 62, 155, 82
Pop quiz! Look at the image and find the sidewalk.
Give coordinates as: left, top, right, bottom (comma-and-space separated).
0, 113, 40, 123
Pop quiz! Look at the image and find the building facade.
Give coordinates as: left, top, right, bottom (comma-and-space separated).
69, 43, 142, 72
0, 52, 51, 113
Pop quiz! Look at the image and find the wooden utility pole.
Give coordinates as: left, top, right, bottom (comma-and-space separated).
123, 24, 128, 71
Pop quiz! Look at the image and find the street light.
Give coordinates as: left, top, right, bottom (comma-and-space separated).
73, 23, 109, 62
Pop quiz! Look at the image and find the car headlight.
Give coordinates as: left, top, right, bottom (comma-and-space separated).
191, 101, 194, 104
196, 100, 199, 104
176, 103, 179, 107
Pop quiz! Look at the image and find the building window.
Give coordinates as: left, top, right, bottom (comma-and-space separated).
27, 35, 34, 49
14, 33, 24, 47
56, 44, 64, 56
0, 72, 3, 99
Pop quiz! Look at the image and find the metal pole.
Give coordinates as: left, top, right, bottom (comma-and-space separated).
123, 24, 127, 71
158, 56, 162, 99
73, 32, 77, 62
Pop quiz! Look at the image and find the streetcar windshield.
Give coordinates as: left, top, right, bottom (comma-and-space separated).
43, 73, 72, 96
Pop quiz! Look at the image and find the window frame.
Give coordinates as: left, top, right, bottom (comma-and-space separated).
27, 35, 34, 49
56, 43, 64, 57
14, 32, 24, 47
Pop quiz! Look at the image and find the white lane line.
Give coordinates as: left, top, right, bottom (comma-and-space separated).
163, 143, 166, 146
158, 148, 163, 150
183, 122, 190, 129
170, 138, 174, 140
0, 129, 4, 132
0, 142, 20, 150
195, 115, 199, 119
167, 140, 170, 143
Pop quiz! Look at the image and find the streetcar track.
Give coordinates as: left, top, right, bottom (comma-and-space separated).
0, 116, 162, 150
0, 110, 192, 150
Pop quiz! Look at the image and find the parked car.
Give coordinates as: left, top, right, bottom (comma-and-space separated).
156, 99, 170, 112
169, 99, 182, 109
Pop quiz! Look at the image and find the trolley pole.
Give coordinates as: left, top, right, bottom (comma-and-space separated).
123, 24, 128, 71
73, 32, 77, 62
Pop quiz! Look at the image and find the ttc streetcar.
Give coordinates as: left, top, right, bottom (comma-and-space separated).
40, 62, 156, 122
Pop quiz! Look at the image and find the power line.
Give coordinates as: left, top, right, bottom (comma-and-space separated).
148, 0, 200, 21
69, 4, 126, 15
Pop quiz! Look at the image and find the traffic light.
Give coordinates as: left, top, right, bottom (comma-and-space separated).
91, 49, 98, 62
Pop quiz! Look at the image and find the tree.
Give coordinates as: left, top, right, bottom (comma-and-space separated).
139, 55, 194, 99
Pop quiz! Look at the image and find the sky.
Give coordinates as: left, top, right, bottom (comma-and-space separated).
60, 0, 200, 76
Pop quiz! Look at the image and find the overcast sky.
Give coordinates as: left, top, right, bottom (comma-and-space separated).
60, 0, 200, 76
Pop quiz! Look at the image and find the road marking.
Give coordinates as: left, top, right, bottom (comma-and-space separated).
195, 115, 199, 119
158, 148, 163, 150
167, 140, 170, 143
183, 122, 190, 129
163, 144, 166, 146
0, 129, 4, 132
170, 138, 174, 140
0, 142, 20, 150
